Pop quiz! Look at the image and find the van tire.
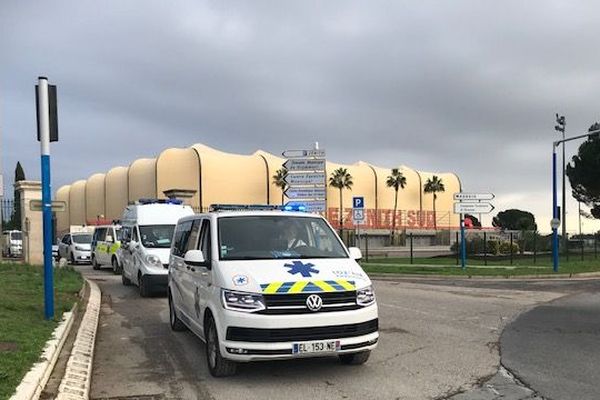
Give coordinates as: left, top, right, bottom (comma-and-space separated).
205, 315, 237, 377
139, 273, 151, 297
92, 256, 100, 270
339, 350, 371, 365
112, 258, 120, 275
169, 293, 186, 332
122, 272, 132, 286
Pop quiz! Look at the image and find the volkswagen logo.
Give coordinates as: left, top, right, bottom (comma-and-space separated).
306, 294, 323, 312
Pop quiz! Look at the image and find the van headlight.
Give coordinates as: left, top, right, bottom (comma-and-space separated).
356, 286, 376, 307
221, 289, 266, 313
75, 246, 86, 251
145, 254, 162, 267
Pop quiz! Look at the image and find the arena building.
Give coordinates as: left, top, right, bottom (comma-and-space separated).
55, 143, 461, 235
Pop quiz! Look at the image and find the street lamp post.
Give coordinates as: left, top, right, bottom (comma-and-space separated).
552, 128, 600, 272
554, 114, 566, 254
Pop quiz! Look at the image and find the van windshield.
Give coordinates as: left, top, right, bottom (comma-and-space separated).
139, 225, 175, 248
72, 234, 92, 244
11, 232, 22, 240
218, 216, 348, 260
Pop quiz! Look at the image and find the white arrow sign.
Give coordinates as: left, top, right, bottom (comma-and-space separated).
284, 172, 326, 186
453, 192, 495, 201
284, 187, 326, 199
283, 159, 326, 172
282, 149, 326, 158
454, 202, 495, 214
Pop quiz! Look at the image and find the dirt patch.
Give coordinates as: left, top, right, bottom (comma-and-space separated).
0, 342, 19, 352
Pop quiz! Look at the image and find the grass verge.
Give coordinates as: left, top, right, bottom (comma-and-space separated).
0, 263, 83, 399
363, 255, 600, 276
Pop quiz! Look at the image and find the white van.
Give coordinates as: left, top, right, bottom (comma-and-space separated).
2, 230, 22, 258
120, 199, 194, 296
168, 205, 378, 377
91, 224, 122, 273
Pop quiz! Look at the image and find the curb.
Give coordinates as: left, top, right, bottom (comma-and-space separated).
9, 306, 76, 400
55, 279, 101, 400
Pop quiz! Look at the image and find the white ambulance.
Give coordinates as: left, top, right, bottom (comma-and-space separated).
167, 205, 378, 377
120, 199, 194, 296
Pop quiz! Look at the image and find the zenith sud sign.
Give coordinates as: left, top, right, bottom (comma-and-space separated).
326, 208, 444, 229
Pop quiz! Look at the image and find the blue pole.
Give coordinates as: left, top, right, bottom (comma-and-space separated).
38, 77, 54, 320
552, 149, 559, 272
460, 215, 466, 269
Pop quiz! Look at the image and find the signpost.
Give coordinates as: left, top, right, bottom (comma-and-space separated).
282, 145, 326, 214
30, 200, 66, 212
453, 192, 495, 270
36, 77, 59, 320
352, 196, 365, 248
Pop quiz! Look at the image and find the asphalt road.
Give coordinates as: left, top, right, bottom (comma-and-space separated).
500, 291, 600, 400
80, 265, 595, 400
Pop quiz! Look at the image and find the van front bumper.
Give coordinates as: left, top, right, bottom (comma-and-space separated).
217, 304, 379, 361
73, 249, 91, 263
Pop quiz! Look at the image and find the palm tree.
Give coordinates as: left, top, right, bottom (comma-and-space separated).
272, 168, 287, 205
424, 175, 445, 230
386, 168, 407, 238
329, 168, 353, 230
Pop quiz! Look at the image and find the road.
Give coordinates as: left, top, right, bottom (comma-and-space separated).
80, 266, 598, 400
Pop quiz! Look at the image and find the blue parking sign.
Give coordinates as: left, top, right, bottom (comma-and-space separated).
353, 196, 364, 209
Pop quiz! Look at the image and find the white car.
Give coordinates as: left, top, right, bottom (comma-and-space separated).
168, 205, 378, 377
58, 232, 93, 264
2, 230, 22, 258
120, 199, 195, 296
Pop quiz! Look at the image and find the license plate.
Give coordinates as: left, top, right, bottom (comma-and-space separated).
80, 256, 89, 259
292, 340, 341, 355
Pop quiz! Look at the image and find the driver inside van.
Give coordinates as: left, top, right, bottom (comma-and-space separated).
281, 222, 308, 250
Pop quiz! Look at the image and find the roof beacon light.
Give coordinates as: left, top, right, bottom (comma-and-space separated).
283, 204, 307, 212
138, 198, 184, 205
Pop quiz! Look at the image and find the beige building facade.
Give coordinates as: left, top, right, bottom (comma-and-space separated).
55, 143, 461, 234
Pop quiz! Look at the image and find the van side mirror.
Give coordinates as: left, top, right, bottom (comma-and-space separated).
348, 247, 362, 261
184, 250, 206, 267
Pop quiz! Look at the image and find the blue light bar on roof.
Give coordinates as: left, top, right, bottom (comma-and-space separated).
283, 204, 307, 212
138, 198, 184, 205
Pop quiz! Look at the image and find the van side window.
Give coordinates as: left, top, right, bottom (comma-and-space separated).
172, 221, 192, 257
185, 220, 202, 253
62, 234, 70, 244
200, 220, 211, 261
96, 228, 107, 242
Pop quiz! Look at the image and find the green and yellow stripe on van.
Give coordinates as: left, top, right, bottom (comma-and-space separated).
260, 280, 355, 294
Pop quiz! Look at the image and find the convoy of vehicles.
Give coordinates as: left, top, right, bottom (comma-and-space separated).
92, 224, 122, 273
119, 199, 195, 296
2, 230, 22, 258
167, 205, 378, 376
58, 232, 93, 264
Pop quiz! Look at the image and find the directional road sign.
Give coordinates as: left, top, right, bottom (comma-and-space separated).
282, 149, 326, 158
284, 172, 326, 186
30, 200, 66, 212
283, 158, 326, 172
285, 200, 326, 213
353, 196, 364, 209
453, 192, 495, 201
284, 187, 326, 200
453, 202, 494, 214
353, 208, 365, 224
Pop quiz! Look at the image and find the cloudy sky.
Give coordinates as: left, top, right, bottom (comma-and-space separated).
1, 1, 599, 233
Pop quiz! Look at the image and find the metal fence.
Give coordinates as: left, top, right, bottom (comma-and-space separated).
1, 198, 17, 229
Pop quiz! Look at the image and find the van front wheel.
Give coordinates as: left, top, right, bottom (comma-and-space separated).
205, 316, 237, 377
339, 350, 371, 365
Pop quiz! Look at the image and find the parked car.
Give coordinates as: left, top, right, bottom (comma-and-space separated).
2, 230, 22, 258
168, 204, 378, 377
92, 224, 122, 273
120, 199, 194, 296
58, 232, 93, 264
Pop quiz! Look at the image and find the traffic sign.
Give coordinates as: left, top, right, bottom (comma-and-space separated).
550, 218, 561, 230
30, 200, 66, 212
283, 159, 326, 172
285, 200, 326, 213
352, 196, 364, 209
453, 202, 494, 214
282, 149, 326, 158
284, 172, 326, 186
353, 208, 365, 224
284, 187, 326, 200
453, 192, 495, 201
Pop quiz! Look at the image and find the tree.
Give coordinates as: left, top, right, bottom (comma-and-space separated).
464, 214, 482, 228
423, 175, 445, 230
7, 162, 26, 230
386, 168, 407, 237
566, 122, 600, 219
272, 168, 287, 205
492, 209, 536, 231
329, 168, 353, 230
